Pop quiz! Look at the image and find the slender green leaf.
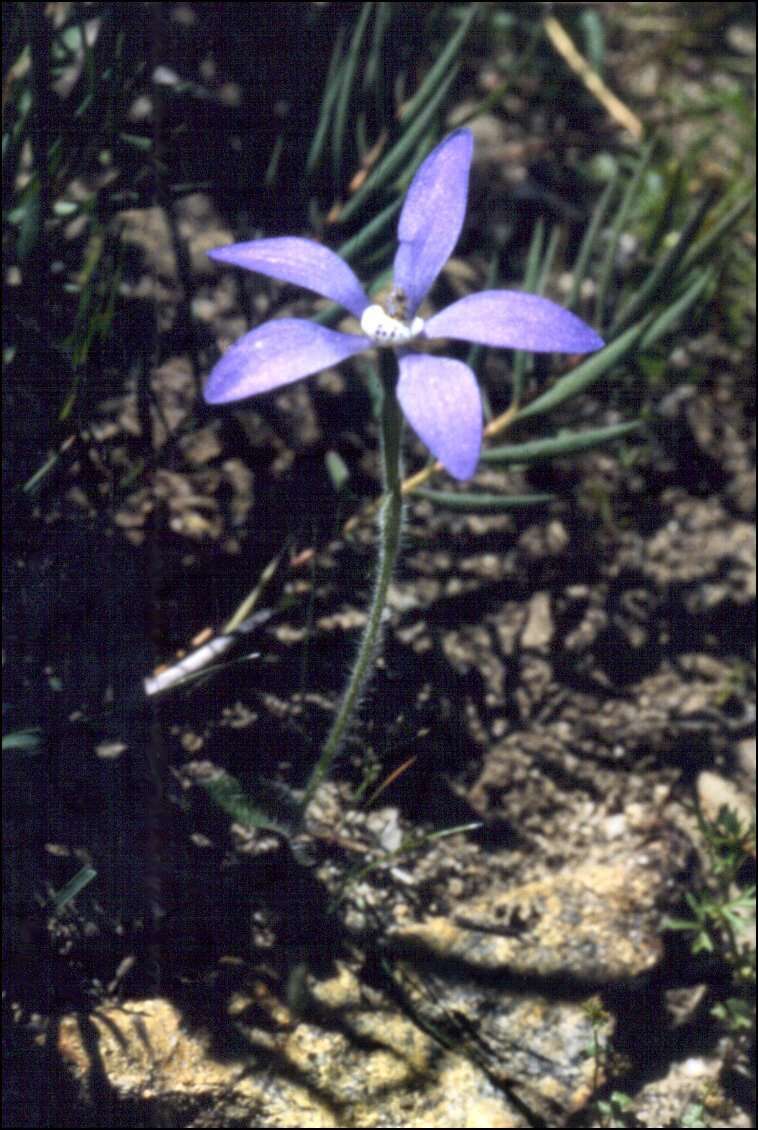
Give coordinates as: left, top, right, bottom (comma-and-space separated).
332, 2, 373, 182
646, 160, 685, 257
679, 189, 755, 275
2, 727, 44, 753
14, 177, 41, 260
118, 131, 152, 151
568, 171, 618, 310
482, 420, 642, 465
391, 130, 436, 194
265, 133, 284, 187
199, 768, 293, 835
364, 1, 392, 113
595, 136, 657, 326
638, 268, 714, 350
337, 195, 402, 263
337, 63, 460, 224
578, 8, 605, 74
23, 451, 60, 494
355, 109, 369, 162
537, 225, 562, 294
360, 235, 398, 270
50, 866, 97, 911
398, 4, 479, 125
516, 318, 650, 422
511, 219, 545, 403
412, 489, 555, 511
611, 189, 718, 335
307, 24, 347, 175
455, 16, 541, 127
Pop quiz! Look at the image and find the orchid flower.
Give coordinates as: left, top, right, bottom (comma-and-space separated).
204, 128, 604, 480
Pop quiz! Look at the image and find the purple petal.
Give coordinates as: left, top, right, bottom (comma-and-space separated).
424, 290, 605, 353
392, 129, 473, 317
208, 237, 370, 319
397, 353, 481, 480
204, 319, 368, 404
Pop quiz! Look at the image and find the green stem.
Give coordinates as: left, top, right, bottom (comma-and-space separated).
302, 351, 404, 813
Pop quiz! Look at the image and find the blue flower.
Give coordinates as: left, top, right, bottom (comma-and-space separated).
204, 129, 604, 480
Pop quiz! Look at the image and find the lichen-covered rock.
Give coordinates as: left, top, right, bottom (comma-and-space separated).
57, 979, 524, 1128
386, 844, 668, 982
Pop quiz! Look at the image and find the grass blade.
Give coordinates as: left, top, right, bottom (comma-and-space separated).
307, 24, 347, 175
516, 318, 649, 422
679, 189, 755, 275
537, 225, 562, 293
638, 268, 714, 350
511, 218, 545, 403
411, 489, 555, 511
336, 195, 402, 263
50, 866, 97, 912
482, 420, 642, 465
332, 3, 373, 183
336, 63, 460, 224
568, 170, 618, 310
611, 188, 718, 335
364, 1, 391, 113
398, 4, 479, 125
595, 136, 657, 328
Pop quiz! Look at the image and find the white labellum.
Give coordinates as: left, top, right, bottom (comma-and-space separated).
360, 304, 424, 347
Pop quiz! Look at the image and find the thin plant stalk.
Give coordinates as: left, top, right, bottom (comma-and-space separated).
302, 350, 404, 813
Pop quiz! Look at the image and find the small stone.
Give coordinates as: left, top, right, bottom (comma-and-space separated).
696, 771, 754, 831
736, 737, 756, 782
94, 740, 127, 760
521, 592, 554, 651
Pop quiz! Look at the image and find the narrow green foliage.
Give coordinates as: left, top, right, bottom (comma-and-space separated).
595, 136, 657, 327
568, 170, 619, 310
611, 187, 718, 335
198, 768, 297, 836
679, 188, 755, 275
516, 319, 650, 422
364, 1, 391, 115
332, 2, 373, 183
645, 159, 685, 258
482, 420, 642, 465
511, 218, 545, 403
397, 4, 479, 126
22, 450, 63, 494
13, 178, 41, 260
577, 9, 605, 74
50, 865, 97, 912
118, 131, 152, 152
336, 64, 460, 224
537, 225, 562, 293
637, 268, 714, 350
455, 15, 542, 126
355, 109, 369, 162
2, 726, 44, 753
265, 133, 284, 187
307, 24, 347, 175
412, 489, 555, 512
663, 804, 755, 1037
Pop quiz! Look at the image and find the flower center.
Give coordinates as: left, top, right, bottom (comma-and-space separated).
360, 304, 425, 347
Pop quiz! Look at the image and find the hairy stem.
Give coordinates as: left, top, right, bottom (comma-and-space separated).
302, 351, 403, 814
